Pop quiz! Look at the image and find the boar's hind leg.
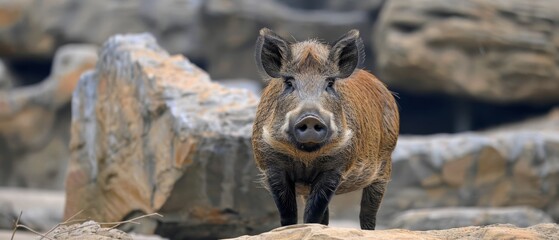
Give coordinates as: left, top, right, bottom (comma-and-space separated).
359, 182, 386, 230
267, 169, 297, 226
304, 171, 341, 224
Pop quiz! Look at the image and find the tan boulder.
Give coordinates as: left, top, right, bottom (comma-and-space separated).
64, 33, 277, 239
374, 0, 559, 104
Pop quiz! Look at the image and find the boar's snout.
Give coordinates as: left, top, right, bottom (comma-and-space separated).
292, 115, 329, 146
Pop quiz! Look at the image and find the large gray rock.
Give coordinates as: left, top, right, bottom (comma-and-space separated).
378, 130, 559, 223
64, 33, 277, 239
390, 207, 554, 230
0, 0, 203, 58
0, 44, 97, 189
374, 0, 559, 104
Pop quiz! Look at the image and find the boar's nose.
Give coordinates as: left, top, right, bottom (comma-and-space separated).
293, 116, 328, 144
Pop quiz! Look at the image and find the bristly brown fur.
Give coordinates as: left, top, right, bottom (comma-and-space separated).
290, 40, 329, 72
335, 70, 399, 193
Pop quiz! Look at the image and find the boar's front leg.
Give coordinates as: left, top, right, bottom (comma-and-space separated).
303, 170, 341, 224
320, 207, 329, 225
359, 181, 386, 230
266, 168, 297, 226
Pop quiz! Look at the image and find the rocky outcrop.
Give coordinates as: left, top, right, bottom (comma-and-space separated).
374, 0, 559, 104
378, 130, 559, 223
0, 44, 97, 189
389, 207, 553, 230
229, 223, 559, 240
0, 0, 383, 80
64, 33, 277, 239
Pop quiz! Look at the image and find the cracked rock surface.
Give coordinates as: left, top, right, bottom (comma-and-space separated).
64, 33, 277, 239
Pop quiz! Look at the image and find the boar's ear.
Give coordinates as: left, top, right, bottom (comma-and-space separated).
329, 29, 365, 78
255, 28, 291, 79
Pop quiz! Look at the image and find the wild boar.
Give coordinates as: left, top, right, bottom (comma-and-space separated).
252, 28, 399, 230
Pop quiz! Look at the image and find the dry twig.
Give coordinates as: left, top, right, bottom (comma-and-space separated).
10, 211, 22, 240
14, 225, 54, 240
107, 212, 163, 229
11, 211, 55, 240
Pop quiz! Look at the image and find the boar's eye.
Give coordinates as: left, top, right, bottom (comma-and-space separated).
326, 77, 336, 90
283, 76, 295, 90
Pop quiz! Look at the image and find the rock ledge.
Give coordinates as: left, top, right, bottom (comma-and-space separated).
229, 223, 559, 240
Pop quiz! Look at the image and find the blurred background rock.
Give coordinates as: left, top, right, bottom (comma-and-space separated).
0, 0, 558, 239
